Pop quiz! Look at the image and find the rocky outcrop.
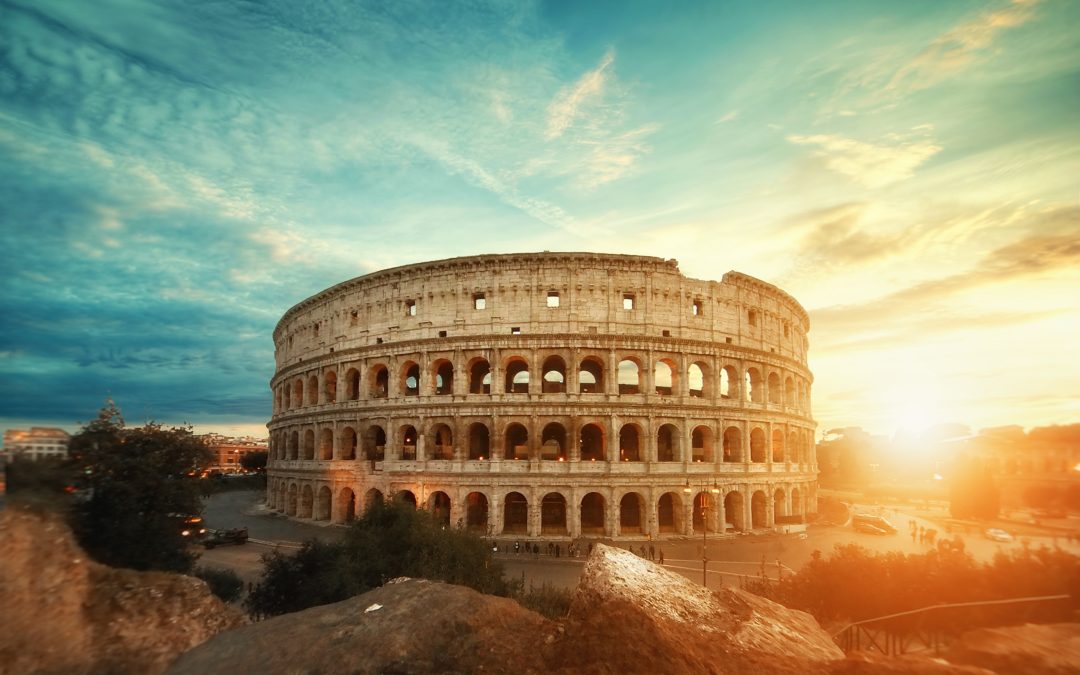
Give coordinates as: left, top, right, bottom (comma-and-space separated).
830, 651, 995, 674
946, 623, 1080, 674
0, 506, 246, 675
168, 577, 556, 674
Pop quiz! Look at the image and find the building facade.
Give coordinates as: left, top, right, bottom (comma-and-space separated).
266, 252, 818, 539
2, 427, 71, 462
199, 434, 269, 473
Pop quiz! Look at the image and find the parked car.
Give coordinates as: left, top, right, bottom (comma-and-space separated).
852, 514, 898, 535
203, 527, 249, 549
985, 528, 1014, 543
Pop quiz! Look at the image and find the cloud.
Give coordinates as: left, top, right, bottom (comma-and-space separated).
578, 124, 659, 189
887, 0, 1041, 94
545, 49, 615, 140
787, 130, 941, 188
716, 110, 739, 124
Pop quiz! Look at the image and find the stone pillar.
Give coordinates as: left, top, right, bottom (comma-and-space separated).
644, 351, 654, 396
767, 493, 775, 528
568, 493, 581, 539
716, 493, 726, 534
683, 493, 695, 536
607, 350, 618, 396
416, 426, 427, 462
608, 415, 619, 463
743, 490, 753, 531
452, 350, 466, 397
568, 348, 580, 395
742, 420, 751, 465
678, 354, 690, 397
569, 419, 581, 462
527, 494, 541, 537
491, 492, 504, 536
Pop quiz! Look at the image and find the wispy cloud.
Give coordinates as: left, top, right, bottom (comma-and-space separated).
546, 49, 615, 140
787, 129, 941, 188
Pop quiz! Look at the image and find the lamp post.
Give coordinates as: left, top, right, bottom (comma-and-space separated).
684, 480, 721, 587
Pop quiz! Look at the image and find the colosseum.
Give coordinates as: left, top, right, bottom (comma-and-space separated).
266, 252, 818, 540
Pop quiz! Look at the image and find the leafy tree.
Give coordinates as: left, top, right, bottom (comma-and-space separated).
240, 450, 268, 472
195, 567, 245, 603
246, 498, 508, 617
67, 401, 212, 573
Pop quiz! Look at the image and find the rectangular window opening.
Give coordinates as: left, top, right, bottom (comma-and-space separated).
473, 293, 486, 310
692, 300, 703, 316
376, 337, 384, 344
405, 300, 416, 316
748, 310, 758, 327
547, 291, 560, 308
510, 327, 521, 335
662, 329, 671, 337
622, 293, 635, 310
438, 330, 447, 338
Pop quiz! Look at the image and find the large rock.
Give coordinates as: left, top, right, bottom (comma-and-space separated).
946, 623, 1080, 674
548, 543, 844, 674
0, 506, 246, 675
167, 577, 556, 674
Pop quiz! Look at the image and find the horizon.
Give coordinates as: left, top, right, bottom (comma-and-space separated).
2, 0, 1078, 442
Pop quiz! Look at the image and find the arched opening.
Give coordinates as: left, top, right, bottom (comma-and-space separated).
774, 488, 788, 518
465, 492, 488, 531
772, 429, 785, 463
339, 427, 356, 460
324, 370, 337, 403
541, 356, 566, 393
502, 492, 528, 533
619, 493, 644, 533
791, 487, 802, 515
433, 360, 454, 395
345, 368, 360, 400
365, 488, 385, 513
578, 357, 604, 394
785, 376, 795, 407
315, 486, 331, 521
396, 490, 417, 509
505, 359, 529, 394
300, 484, 314, 518
750, 428, 766, 462
400, 425, 417, 460
292, 379, 304, 408
693, 492, 717, 533
370, 365, 389, 398
430, 424, 453, 460
338, 487, 356, 522
364, 425, 386, 461
619, 424, 641, 462
751, 491, 768, 528
288, 431, 299, 460
540, 422, 566, 461
692, 426, 712, 462
306, 376, 318, 405
504, 423, 528, 460
580, 492, 606, 534
579, 424, 605, 461
789, 431, 799, 464
657, 424, 679, 462
302, 429, 315, 460
468, 422, 490, 460
286, 483, 298, 516
723, 427, 741, 463
401, 362, 420, 396
283, 384, 291, 410
657, 492, 681, 533
617, 359, 641, 394
319, 428, 333, 460
429, 491, 451, 526
746, 368, 763, 403
688, 362, 707, 398
468, 359, 491, 394
654, 359, 676, 396
720, 366, 737, 399
541, 493, 568, 534
724, 491, 743, 532
768, 372, 781, 404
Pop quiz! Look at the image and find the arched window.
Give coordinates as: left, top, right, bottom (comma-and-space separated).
654, 359, 676, 396
468, 359, 491, 394
400, 425, 417, 460
617, 359, 641, 394
401, 362, 420, 396
619, 424, 641, 462
688, 362, 707, 398
505, 423, 528, 460
433, 360, 454, 395
578, 358, 604, 394
541, 356, 566, 393
468, 423, 490, 460
504, 359, 529, 394
345, 368, 360, 400
323, 370, 337, 403
541, 423, 567, 461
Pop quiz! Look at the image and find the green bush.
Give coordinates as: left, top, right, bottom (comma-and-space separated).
195, 566, 245, 603
512, 581, 574, 619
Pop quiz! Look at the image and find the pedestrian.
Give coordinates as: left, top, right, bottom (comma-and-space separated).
555, 544, 561, 558
649, 544, 655, 561
640, 545, 647, 558
514, 540, 520, 554
911, 527, 917, 543
588, 542, 594, 555
919, 526, 925, 544
659, 548, 664, 565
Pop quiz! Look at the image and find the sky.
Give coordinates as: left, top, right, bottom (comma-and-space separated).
1, 0, 1077, 443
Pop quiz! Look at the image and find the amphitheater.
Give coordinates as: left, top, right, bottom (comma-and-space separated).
266, 252, 818, 540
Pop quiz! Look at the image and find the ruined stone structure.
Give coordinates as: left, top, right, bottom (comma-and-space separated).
265, 252, 818, 539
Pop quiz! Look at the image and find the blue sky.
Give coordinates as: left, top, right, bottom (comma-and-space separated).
1, 0, 1077, 440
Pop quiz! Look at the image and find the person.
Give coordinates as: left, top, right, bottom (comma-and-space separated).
514, 540, 520, 554
588, 542, 594, 555
555, 544, 561, 558
649, 544, 655, 561
658, 548, 664, 565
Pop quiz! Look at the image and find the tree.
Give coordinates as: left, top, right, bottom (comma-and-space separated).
68, 401, 212, 573
240, 450, 268, 472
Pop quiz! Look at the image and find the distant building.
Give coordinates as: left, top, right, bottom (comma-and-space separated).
199, 434, 268, 473
2, 427, 71, 462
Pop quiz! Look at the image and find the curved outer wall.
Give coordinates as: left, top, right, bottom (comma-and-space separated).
266, 252, 818, 538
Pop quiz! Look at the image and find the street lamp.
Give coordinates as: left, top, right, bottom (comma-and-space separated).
684, 479, 722, 587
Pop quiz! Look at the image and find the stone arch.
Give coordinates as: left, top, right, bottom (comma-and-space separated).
300, 484, 314, 518
617, 358, 642, 394
340, 426, 357, 460
396, 490, 417, 509
302, 429, 315, 460
306, 375, 318, 405
401, 361, 420, 396
429, 423, 453, 460
541, 355, 567, 393
364, 488, 385, 513
751, 490, 768, 528
788, 431, 799, 464
369, 364, 389, 398
693, 491, 718, 533
750, 427, 766, 463
502, 492, 528, 533
579, 423, 605, 461
319, 428, 333, 460
746, 367, 763, 403
468, 422, 490, 460
504, 423, 529, 460
432, 359, 454, 395
338, 487, 356, 522
619, 492, 645, 533
618, 423, 642, 462
657, 492, 682, 533
688, 362, 708, 398
541, 422, 567, 461
364, 425, 386, 461
580, 492, 606, 534
292, 378, 304, 409
578, 357, 604, 394
774, 487, 788, 518
654, 358, 677, 396
286, 483, 298, 516
772, 429, 785, 463
692, 425, 713, 462
657, 423, 680, 462
428, 491, 451, 526
791, 487, 802, 515
345, 368, 360, 400
785, 376, 795, 407
465, 492, 488, 531
541, 492, 568, 534
768, 372, 782, 404
720, 365, 738, 399
400, 425, 418, 460
282, 383, 291, 410
275, 480, 285, 510
315, 485, 332, 521
468, 358, 491, 394
324, 370, 337, 403
504, 357, 530, 394
288, 430, 299, 460
724, 490, 743, 532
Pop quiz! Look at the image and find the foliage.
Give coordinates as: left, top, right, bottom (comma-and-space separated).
240, 451, 268, 472
749, 543, 1078, 632
511, 581, 574, 619
246, 498, 509, 617
67, 401, 212, 573
4, 456, 76, 510
949, 453, 1000, 519
195, 566, 245, 603
200, 473, 266, 495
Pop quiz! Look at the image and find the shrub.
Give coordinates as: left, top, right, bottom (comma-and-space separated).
195, 566, 245, 603
512, 581, 574, 619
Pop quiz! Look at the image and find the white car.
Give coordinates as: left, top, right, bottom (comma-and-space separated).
985, 528, 1013, 543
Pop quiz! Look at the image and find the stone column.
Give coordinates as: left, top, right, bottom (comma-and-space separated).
607, 350, 618, 396
568, 493, 581, 539
683, 493, 695, 536
608, 415, 619, 463
491, 492, 504, 536
678, 354, 690, 397
527, 493, 541, 537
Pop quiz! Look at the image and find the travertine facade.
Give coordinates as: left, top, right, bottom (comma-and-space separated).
266, 252, 818, 539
